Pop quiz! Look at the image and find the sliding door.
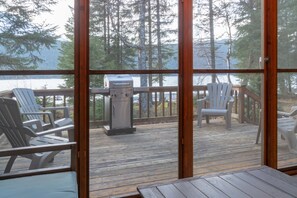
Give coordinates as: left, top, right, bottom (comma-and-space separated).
87, 1, 180, 196
0, 0, 76, 174
193, 0, 263, 176
277, 0, 297, 169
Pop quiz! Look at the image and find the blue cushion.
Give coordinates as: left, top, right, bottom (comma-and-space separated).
0, 172, 78, 198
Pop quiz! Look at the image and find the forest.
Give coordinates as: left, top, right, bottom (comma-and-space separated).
1, 0, 297, 96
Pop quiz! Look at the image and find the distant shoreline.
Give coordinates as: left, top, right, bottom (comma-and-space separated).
0, 75, 240, 92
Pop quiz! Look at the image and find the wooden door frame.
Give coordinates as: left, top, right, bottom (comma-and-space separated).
178, 0, 194, 178
74, 0, 289, 196
263, 0, 278, 168
75, 0, 90, 197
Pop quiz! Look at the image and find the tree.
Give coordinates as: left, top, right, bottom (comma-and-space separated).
58, 6, 114, 88
57, 11, 75, 88
233, 0, 261, 94
0, 0, 58, 70
206, 0, 237, 82
277, 0, 297, 96
99, 0, 137, 70
194, 0, 221, 82
216, 0, 237, 83
209, 0, 216, 82
59, 0, 177, 117
152, 0, 177, 82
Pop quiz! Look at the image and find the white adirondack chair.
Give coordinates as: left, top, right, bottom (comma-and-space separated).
256, 107, 297, 153
12, 88, 73, 135
0, 97, 74, 173
197, 83, 234, 129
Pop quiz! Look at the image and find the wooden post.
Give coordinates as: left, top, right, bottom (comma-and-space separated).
75, 0, 90, 197
178, 0, 193, 178
238, 85, 245, 123
263, 0, 278, 168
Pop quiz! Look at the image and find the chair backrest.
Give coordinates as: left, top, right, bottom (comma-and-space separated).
12, 88, 41, 121
207, 83, 232, 109
0, 97, 30, 148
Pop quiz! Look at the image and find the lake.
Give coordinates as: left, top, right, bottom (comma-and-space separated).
0, 75, 240, 92
0, 78, 66, 92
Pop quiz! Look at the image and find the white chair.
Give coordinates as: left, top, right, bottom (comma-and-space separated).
197, 83, 234, 129
12, 88, 73, 137
256, 107, 297, 153
277, 117, 297, 153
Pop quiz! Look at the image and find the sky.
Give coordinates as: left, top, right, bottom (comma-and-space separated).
34, 0, 73, 40
33, 0, 236, 41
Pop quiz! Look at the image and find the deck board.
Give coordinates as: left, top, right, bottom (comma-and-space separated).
138, 166, 297, 198
1, 118, 297, 197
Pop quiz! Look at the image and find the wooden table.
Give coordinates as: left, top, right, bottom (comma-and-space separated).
137, 166, 297, 198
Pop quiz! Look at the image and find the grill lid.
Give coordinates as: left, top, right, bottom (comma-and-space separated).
104, 75, 133, 88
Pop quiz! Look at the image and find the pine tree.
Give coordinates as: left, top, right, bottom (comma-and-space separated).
0, 0, 58, 70
233, 0, 261, 94
194, 0, 221, 82
57, 11, 75, 88
277, 0, 297, 96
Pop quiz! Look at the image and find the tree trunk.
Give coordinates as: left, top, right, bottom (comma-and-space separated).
147, 0, 153, 108
116, 0, 121, 68
156, 0, 164, 102
209, 0, 216, 83
103, 0, 107, 53
107, 1, 111, 54
138, 0, 148, 116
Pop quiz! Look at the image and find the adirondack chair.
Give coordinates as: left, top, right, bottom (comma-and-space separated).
12, 88, 73, 135
256, 107, 297, 153
0, 97, 74, 173
197, 83, 234, 129
256, 107, 297, 144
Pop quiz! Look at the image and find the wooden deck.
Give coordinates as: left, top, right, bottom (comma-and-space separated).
1, 118, 297, 197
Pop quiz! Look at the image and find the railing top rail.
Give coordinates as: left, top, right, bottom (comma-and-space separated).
0, 85, 256, 98
33, 89, 74, 97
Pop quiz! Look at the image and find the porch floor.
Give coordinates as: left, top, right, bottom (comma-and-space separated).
1, 118, 297, 197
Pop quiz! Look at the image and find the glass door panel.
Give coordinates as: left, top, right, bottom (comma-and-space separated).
89, 74, 178, 197
277, 1, 297, 168
193, 0, 263, 176
88, 0, 179, 196
193, 0, 262, 71
89, 0, 178, 71
193, 73, 262, 175
0, 0, 75, 173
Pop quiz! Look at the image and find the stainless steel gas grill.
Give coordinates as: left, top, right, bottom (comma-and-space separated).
103, 75, 136, 135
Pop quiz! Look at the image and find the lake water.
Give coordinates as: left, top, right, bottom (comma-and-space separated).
0, 75, 240, 92
0, 78, 66, 92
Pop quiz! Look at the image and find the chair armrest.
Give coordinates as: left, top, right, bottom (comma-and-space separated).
35, 125, 74, 141
278, 111, 291, 117
21, 112, 55, 128
197, 97, 208, 104
227, 97, 234, 111
0, 143, 76, 179
278, 107, 297, 118
197, 97, 208, 111
197, 97, 207, 102
23, 119, 43, 132
0, 143, 76, 157
40, 106, 70, 118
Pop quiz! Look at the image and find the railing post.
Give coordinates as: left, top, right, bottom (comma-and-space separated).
92, 94, 96, 122
238, 85, 246, 123
234, 90, 238, 114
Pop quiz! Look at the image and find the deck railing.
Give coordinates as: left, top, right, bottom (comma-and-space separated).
0, 85, 261, 128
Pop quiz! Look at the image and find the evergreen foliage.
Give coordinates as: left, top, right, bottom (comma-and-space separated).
233, 0, 262, 94
0, 0, 58, 70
